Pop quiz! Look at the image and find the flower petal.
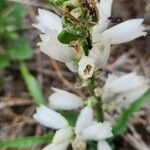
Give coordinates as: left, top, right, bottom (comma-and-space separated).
38, 31, 76, 63
78, 56, 95, 80
53, 127, 72, 144
98, 140, 112, 150
48, 87, 83, 110
115, 84, 149, 108
42, 141, 69, 150
75, 106, 93, 134
90, 41, 111, 69
33, 105, 68, 129
92, 0, 113, 42
102, 19, 147, 44
65, 61, 78, 73
104, 73, 147, 93
82, 121, 113, 141
34, 9, 62, 33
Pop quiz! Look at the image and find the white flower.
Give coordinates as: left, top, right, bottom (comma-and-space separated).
33, 106, 112, 150
75, 106, 93, 134
38, 32, 77, 63
90, 0, 147, 70
92, 0, 113, 40
101, 19, 147, 45
89, 40, 111, 69
102, 73, 149, 108
42, 141, 69, 150
78, 56, 96, 79
34, 9, 78, 72
33, 9, 62, 33
81, 121, 113, 141
48, 87, 84, 110
33, 105, 68, 129
98, 140, 112, 150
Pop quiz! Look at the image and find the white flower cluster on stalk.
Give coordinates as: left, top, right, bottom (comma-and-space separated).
34, 0, 146, 80
34, 88, 113, 150
33, 0, 149, 149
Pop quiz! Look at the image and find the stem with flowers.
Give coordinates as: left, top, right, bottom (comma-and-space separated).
88, 76, 104, 122
31, 0, 149, 150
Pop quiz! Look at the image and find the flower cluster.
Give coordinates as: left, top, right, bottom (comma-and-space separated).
33, 0, 149, 149
34, 88, 113, 150
34, 0, 146, 80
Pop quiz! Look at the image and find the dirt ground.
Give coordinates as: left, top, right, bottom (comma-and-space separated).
0, 0, 150, 149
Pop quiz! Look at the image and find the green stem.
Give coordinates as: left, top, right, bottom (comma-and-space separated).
88, 76, 104, 122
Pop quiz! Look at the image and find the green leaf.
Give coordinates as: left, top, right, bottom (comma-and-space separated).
20, 62, 46, 105
58, 27, 87, 44
8, 38, 32, 60
0, 52, 10, 69
48, 0, 68, 6
58, 16, 88, 44
0, 0, 7, 11
7, 3, 26, 27
60, 111, 78, 126
58, 30, 79, 44
0, 133, 54, 148
112, 90, 150, 136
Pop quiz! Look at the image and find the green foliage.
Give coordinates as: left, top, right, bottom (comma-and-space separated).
20, 62, 46, 106
49, 0, 68, 6
8, 38, 32, 60
60, 111, 78, 126
0, 52, 10, 69
112, 90, 150, 136
0, 0, 7, 11
0, 133, 54, 148
0, 1, 32, 69
58, 15, 88, 44
8, 3, 26, 27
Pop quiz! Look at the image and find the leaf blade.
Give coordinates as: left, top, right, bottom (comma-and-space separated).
20, 62, 46, 105
112, 90, 150, 136
0, 133, 54, 148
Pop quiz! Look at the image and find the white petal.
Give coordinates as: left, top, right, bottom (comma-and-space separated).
102, 19, 147, 44
116, 84, 149, 108
78, 56, 95, 79
48, 88, 83, 110
33, 105, 68, 129
102, 74, 118, 101
98, 140, 112, 150
34, 9, 62, 33
75, 106, 93, 134
98, 0, 113, 19
92, 0, 113, 42
82, 121, 113, 141
53, 127, 72, 144
65, 61, 78, 73
90, 42, 111, 69
42, 141, 69, 150
38, 31, 77, 63
105, 73, 147, 93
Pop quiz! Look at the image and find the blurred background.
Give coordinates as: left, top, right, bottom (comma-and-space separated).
0, 0, 150, 149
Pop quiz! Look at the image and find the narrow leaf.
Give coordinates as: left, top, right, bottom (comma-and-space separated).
0, 133, 54, 148
20, 62, 46, 105
112, 90, 150, 136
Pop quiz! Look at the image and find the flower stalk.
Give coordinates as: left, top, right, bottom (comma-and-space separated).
32, 0, 149, 149
88, 76, 104, 122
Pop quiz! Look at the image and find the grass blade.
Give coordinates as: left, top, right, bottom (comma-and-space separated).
112, 90, 150, 136
20, 62, 46, 105
0, 133, 54, 148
